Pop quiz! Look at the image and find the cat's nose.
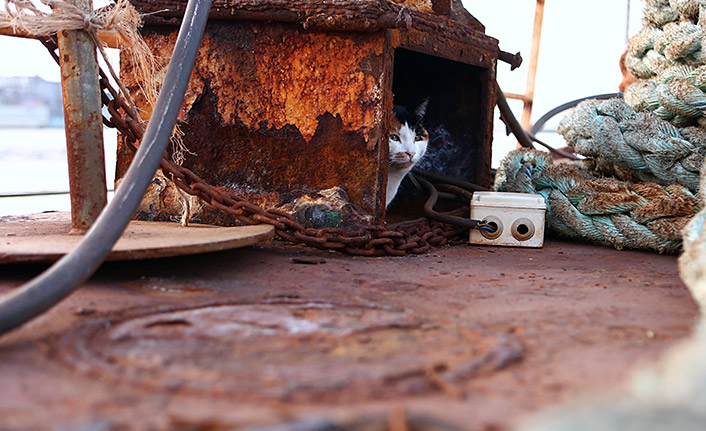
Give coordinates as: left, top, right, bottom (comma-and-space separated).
405, 152, 415, 161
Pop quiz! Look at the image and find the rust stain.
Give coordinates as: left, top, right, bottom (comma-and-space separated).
390, 0, 433, 14
121, 31, 204, 123
123, 24, 385, 143
116, 11, 499, 226
191, 24, 384, 143
60, 302, 500, 402
120, 23, 386, 224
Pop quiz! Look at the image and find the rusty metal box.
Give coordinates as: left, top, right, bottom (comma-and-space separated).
117, 0, 499, 229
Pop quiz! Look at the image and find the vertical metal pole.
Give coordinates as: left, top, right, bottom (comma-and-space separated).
625, 0, 631, 46
520, 0, 545, 130
57, 0, 107, 233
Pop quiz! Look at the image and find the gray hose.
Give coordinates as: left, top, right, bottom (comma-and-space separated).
0, 0, 212, 335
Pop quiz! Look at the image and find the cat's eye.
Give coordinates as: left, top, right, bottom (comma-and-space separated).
389, 134, 400, 142
414, 135, 424, 141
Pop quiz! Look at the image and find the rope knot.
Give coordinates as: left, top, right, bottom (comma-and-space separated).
82, 14, 92, 32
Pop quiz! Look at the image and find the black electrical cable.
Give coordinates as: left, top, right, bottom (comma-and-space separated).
527, 132, 580, 160
416, 175, 484, 230
412, 168, 488, 193
498, 89, 621, 160
0, 0, 213, 336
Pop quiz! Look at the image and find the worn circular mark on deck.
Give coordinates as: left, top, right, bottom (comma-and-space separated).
57, 302, 505, 403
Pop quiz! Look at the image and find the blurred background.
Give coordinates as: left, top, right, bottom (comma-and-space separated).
0, 0, 644, 216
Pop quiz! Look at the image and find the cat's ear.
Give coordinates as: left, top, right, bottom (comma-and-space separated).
415, 97, 430, 118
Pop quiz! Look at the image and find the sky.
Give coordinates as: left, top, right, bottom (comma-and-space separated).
467, 0, 643, 123
0, 0, 116, 82
464, 0, 644, 159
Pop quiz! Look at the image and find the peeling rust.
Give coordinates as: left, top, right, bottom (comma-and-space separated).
191, 25, 385, 144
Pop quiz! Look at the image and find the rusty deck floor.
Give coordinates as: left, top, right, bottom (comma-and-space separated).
0, 233, 699, 431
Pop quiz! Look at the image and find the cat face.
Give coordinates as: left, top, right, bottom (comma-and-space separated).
388, 100, 429, 171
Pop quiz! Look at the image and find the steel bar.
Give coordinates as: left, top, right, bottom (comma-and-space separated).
520, 0, 545, 130
57, 0, 106, 233
496, 83, 535, 150
504, 92, 532, 103
498, 49, 522, 70
0, 0, 212, 336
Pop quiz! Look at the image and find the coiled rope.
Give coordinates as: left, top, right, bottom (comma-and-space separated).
623, 0, 706, 126
516, 0, 706, 254
495, 148, 699, 253
557, 98, 706, 193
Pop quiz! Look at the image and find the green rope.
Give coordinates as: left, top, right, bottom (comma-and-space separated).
495, 149, 699, 254
624, 64, 706, 126
557, 98, 706, 193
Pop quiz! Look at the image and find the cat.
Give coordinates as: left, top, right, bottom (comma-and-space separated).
386, 99, 429, 207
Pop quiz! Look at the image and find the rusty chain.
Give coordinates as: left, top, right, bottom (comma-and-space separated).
40, 36, 472, 256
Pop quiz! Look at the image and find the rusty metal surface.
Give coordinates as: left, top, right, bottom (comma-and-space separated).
117, 16, 498, 226
135, 0, 488, 35
120, 22, 388, 221
57, 4, 107, 233
47, 34, 469, 257
0, 212, 274, 264
0, 240, 698, 430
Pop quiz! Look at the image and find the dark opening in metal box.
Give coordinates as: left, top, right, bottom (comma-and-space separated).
117, 0, 499, 229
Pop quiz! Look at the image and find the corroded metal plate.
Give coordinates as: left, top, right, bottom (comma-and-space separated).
0, 212, 274, 264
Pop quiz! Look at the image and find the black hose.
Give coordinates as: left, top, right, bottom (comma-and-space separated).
528, 132, 580, 160
0, 0, 213, 336
529, 92, 622, 135
416, 176, 483, 230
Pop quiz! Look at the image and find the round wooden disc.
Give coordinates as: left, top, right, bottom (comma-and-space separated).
0, 212, 275, 264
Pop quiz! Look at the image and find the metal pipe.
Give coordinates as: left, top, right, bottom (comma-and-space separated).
521, 0, 545, 130
57, 0, 107, 233
498, 49, 522, 70
0, 0, 212, 336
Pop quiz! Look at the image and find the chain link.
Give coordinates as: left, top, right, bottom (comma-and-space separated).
40, 36, 470, 256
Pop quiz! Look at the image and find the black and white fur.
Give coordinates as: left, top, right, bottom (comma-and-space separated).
386, 99, 429, 207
